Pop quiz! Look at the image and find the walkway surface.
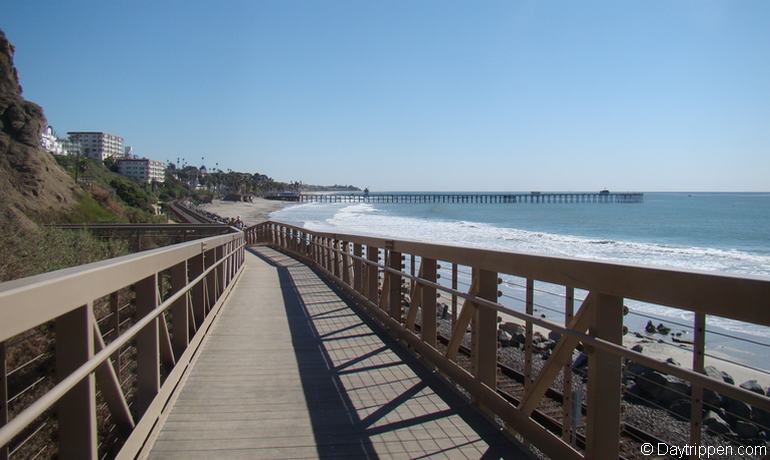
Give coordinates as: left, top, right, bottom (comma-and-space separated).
147, 246, 528, 459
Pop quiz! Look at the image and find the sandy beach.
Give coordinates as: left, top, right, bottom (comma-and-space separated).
200, 198, 290, 225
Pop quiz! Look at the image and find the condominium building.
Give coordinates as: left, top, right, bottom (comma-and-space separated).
67, 131, 124, 161
116, 158, 166, 184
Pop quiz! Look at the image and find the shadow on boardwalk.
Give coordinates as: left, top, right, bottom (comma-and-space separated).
251, 246, 528, 459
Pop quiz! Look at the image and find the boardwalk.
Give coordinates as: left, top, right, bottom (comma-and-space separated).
146, 247, 527, 459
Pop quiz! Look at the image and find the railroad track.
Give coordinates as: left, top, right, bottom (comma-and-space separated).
168, 201, 217, 224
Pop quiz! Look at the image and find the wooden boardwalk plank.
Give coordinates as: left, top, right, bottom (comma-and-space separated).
146, 247, 528, 459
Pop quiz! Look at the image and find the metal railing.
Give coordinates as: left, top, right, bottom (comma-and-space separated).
246, 220, 770, 459
0, 231, 245, 459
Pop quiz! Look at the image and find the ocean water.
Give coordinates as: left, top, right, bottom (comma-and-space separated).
270, 192, 770, 369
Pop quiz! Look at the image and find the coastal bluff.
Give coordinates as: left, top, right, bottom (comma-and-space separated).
0, 29, 77, 230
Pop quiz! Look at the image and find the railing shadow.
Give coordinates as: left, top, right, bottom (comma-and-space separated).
248, 246, 524, 459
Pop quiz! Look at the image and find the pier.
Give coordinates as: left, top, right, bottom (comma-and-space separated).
298, 191, 644, 204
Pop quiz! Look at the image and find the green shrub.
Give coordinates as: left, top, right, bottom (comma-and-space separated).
0, 227, 129, 282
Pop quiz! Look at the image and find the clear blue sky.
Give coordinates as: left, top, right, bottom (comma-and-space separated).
3, 1, 769, 191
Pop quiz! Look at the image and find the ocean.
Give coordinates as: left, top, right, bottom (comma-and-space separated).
270, 192, 770, 370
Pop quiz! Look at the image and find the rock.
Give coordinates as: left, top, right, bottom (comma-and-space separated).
665, 357, 680, 366
723, 397, 752, 420
645, 321, 656, 333
656, 323, 671, 334
624, 361, 653, 380
752, 408, 770, 429
497, 330, 513, 346
734, 420, 760, 439
632, 370, 691, 405
704, 411, 734, 435
548, 331, 561, 342
543, 339, 557, 350
670, 399, 691, 418
512, 332, 526, 345
740, 380, 765, 395
572, 352, 588, 370
705, 366, 734, 385
631, 344, 644, 353
500, 322, 524, 336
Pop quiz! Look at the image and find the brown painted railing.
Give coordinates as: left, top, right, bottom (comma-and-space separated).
0, 231, 245, 459
246, 220, 770, 459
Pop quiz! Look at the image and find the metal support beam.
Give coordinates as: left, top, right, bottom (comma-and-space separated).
55, 303, 97, 460
420, 258, 437, 347
170, 261, 189, 359
585, 293, 624, 459
388, 251, 402, 321
135, 275, 160, 417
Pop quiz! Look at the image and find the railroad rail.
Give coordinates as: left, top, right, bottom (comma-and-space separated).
167, 201, 218, 224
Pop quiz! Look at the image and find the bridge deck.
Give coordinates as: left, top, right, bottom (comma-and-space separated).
146, 247, 527, 459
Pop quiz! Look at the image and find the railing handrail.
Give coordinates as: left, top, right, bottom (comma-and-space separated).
249, 220, 770, 326
0, 239, 245, 449
0, 231, 244, 342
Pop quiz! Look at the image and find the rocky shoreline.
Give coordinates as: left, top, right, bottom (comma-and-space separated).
425, 301, 770, 458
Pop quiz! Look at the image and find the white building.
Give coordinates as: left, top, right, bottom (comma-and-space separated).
116, 158, 166, 184
40, 126, 66, 155
67, 131, 124, 161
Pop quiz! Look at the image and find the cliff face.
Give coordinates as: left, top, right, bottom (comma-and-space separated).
0, 29, 78, 229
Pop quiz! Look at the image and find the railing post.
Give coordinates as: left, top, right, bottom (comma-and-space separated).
215, 244, 224, 299
55, 303, 97, 459
585, 293, 623, 459
325, 238, 333, 273
341, 242, 351, 285
524, 278, 534, 387
690, 312, 706, 448
388, 250, 402, 321
110, 291, 121, 376
0, 341, 7, 460
473, 269, 498, 392
451, 263, 458, 326
332, 239, 341, 279
353, 243, 363, 294
366, 246, 379, 302
135, 274, 160, 417
562, 286, 575, 445
171, 261, 189, 359
204, 248, 216, 313
420, 258, 437, 347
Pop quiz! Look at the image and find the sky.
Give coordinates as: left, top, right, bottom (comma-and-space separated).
2, 1, 769, 191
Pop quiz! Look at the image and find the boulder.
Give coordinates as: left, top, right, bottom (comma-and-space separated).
723, 397, 752, 420
739, 380, 764, 395
656, 323, 671, 335
704, 411, 734, 435
705, 365, 734, 385
498, 330, 513, 346
670, 399, 691, 418
734, 420, 760, 439
665, 357, 680, 367
572, 352, 588, 370
631, 344, 644, 353
632, 370, 691, 405
548, 330, 561, 342
500, 322, 524, 336
645, 321, 656, 333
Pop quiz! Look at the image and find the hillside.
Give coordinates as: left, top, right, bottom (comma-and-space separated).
0, 30, 79, 230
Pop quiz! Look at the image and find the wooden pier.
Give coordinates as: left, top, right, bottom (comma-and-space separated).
298, 191, 643, 204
